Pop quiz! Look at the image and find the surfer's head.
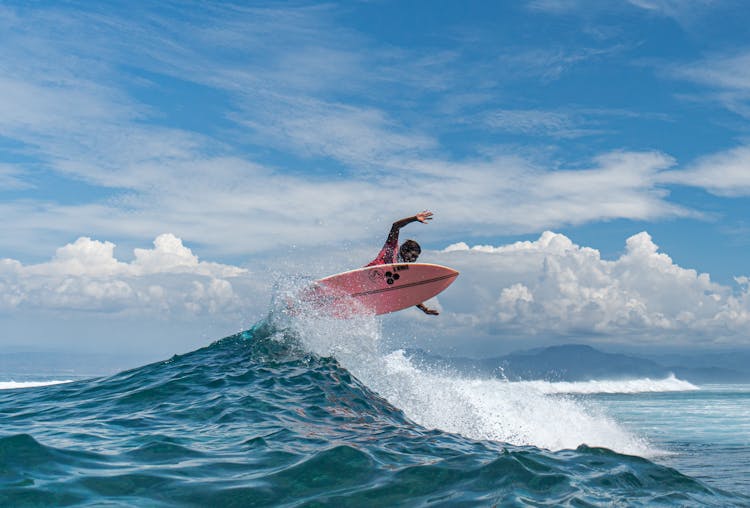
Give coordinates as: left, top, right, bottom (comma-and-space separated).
400, 240, 421, 262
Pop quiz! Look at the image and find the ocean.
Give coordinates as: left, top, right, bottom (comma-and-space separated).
1, 305, 749, 506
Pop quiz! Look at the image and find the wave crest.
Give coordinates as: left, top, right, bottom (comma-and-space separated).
0, 380, 73, 390
512, 374, 699, 395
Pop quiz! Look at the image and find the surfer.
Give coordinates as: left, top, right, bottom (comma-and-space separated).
367, 211, 440, 315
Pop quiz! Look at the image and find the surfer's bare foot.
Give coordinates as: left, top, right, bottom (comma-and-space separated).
417, 304, 439, 315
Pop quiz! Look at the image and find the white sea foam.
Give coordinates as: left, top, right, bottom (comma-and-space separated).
0, 380, 73, 390
367, 350, 655, 456
513, 375, 699, 394
269, 274, 381, 359
288, 308, 658, 457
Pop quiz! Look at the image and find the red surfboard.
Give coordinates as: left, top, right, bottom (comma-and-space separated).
302, 263, 459, 317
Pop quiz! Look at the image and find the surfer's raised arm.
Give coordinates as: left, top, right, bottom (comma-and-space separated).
387, 210, 433, 240
385, 210, 433, 248
367, 211, 433, 267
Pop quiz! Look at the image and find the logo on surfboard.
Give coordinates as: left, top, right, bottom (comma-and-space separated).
384, 271, 400, 285
367, 265, 410, 284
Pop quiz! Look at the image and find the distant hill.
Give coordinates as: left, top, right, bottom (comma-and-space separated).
404, 344, 750, 383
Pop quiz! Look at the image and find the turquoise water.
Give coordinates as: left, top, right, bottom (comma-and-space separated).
1, 312, 748, 506
584, 385, 750, 496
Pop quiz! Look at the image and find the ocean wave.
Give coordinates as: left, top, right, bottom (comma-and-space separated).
371, 350, 655, 456
274, 299, 654, 455
0, 380, 73, 390
0, 314, 743, 506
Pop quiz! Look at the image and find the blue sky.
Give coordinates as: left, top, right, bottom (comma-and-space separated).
1, 1, 750, 359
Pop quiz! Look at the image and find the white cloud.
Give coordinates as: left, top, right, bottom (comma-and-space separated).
420, 230, 750, 348
0, 4, 439, 256
132, 234, 246, 277
4, 231, 750, 352
481, 107, 668, 139
0, 163, 31, 190
0, 2, 735, 270
0, 144, 696, 259
399, 151, 694, 235
681, 51, 750, 92
669, 50, 750, 117
0, 1, 724, 265
497, 46, 624, 82
528, 0, 716, 26
484, 109, 581, 137
526, 0, 586, 14
232, 97, 436, 168
627, 0, 718, 25
0, 234, 250, 314
660, 145, 750, 196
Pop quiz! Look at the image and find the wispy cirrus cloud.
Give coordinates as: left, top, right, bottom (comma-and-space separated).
484, 109, 579, 136
481, 109, 608, 138
0, 1, 726, 264
480, 107, 672, 139
668, 50, 750, 118
661, 145, 750, 196
230, 96, 437, 169
526, 0, 587, 14
626, 0, 717, 26
528, 0, 716, 24
0, 164, 31, 190
496, 45, 628, 83
0, 148, 694, 260
399, 151, 693, 235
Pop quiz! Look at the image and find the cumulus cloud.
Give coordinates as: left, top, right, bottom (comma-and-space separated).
424, 231, 750, 347
0, 234, 250, 315
3, 231, 750, 351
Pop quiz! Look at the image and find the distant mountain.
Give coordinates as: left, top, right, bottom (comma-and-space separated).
495, 344, 671, 381
404, 344, 750, 383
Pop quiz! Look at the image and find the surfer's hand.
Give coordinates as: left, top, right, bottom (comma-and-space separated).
417, 304, 439, 315
415, 211, 433, 223
393, 211, 433, 230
